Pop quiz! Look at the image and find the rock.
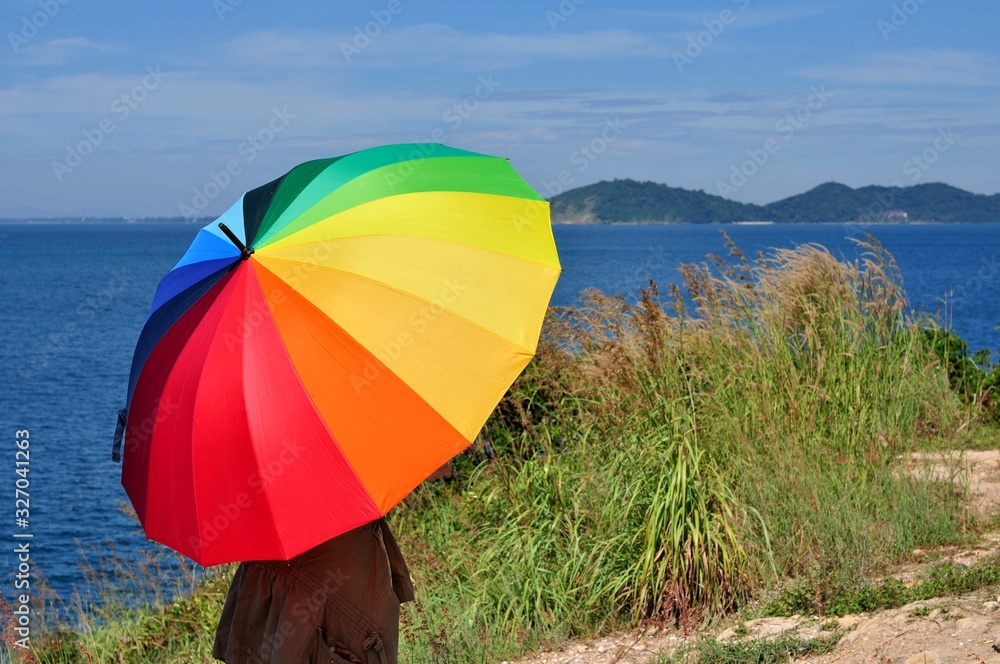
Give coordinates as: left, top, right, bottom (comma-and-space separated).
956, 617, 984, 631
838, 615, 863, 630
746, 616, 799, 638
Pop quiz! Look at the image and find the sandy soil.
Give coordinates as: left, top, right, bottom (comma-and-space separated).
505, 450, 1000, 664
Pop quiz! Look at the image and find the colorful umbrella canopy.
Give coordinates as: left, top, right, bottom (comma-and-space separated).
114, 144, 560, 566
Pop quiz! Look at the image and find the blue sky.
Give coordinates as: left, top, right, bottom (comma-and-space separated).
2, 0, 998, 217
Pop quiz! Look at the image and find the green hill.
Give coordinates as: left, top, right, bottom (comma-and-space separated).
762, 181, 870, 224
858, 183, 1000, 223
548, 179, 766, 224
549, 179, 1000, 224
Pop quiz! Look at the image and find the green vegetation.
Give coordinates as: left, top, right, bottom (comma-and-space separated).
549, 178, 1000, 224
549, 179, 766, 224
14, 235, 1000, 663
923, 328, 1000, 421
685, 633, 841, 664
761, 556, 1000, 617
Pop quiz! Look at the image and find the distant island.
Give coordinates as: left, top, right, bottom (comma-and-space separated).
549, 180, 1000, 225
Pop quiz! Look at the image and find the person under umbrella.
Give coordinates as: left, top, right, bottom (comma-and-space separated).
112, 144, 559, 662
213, 462, 451, 664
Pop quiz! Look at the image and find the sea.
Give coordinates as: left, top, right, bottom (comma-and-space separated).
1, 220, 999, 606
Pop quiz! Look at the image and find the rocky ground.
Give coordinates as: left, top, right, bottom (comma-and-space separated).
505, 450, 1000, 664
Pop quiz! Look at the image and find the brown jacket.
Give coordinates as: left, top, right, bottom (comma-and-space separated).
213, 518, 414, 664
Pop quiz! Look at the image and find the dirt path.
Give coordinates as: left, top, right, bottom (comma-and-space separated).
503, 593, 1000, 664
505, 451, 1000, 664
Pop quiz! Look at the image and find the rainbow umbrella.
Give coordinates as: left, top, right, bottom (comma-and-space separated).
113, 144, 559, 566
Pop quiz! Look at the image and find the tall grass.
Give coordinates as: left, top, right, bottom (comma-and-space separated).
491, 236, 969, 579
19, 531, 229, 663
25, 236, 981, 662
392, 235, 973, 659
395, 414, 750, 661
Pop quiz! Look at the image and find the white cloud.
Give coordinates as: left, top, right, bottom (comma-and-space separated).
796, 50, 1000, 87
621, 2, 851, 32
223, 25, 668, 71
17, 37, 127, 66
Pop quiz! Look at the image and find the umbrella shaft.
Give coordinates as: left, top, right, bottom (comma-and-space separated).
219, 222, 254, 259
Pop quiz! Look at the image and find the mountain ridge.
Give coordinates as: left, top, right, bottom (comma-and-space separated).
549, 179, 1000, 224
